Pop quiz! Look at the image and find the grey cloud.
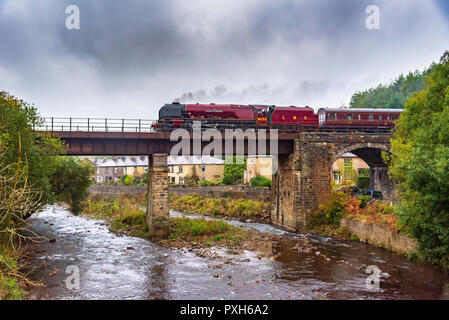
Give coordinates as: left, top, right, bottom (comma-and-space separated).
0, 0, 448, 118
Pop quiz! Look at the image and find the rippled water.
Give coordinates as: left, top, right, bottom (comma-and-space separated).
24, 206, 449, 300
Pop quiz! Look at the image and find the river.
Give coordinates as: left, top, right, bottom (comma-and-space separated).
23, 205, 449, 300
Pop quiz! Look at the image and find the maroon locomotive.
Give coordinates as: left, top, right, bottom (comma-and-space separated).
156, 102, 318, 132
156, 102, 402, 133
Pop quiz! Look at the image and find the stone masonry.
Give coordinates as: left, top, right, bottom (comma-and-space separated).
271, 132, 394, 231
146, 153, 170, 239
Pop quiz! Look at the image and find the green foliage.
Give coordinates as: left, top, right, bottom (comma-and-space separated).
359, 195, 371, 209
222, 156, 246, 185
350, 66, 435, 109
198, 179, 214, 186
309, 192, 349, 227
0, 91, 65, 216
170, 217, 231, 238
49, 157, 95, 214
250, 175, 272, 188
389, 51, 449, 268
357, 176, 370, 189
170, 194, 271, 221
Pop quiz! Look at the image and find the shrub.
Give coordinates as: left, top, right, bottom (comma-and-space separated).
357, 176, 370, 189
309, 191, 349, 227
250, 175, 272, 188
359, 195, 371, 209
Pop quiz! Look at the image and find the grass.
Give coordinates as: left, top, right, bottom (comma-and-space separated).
0, 246, 25, 300
169, 194, 271, 222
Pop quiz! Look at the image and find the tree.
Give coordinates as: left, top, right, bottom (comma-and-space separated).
222, 156, 246, 185
0, 91, 65, 217
350, 65, 435, 110
389, 51, 449, 267
49, 157, 95, 214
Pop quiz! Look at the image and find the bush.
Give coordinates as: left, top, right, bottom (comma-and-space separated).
223, 156, 246, 185
309, 191, 349, 227
198, 179, 213, 186
250, 175, 272, 188
359, 195, 371, 209
357, 176, 370, 189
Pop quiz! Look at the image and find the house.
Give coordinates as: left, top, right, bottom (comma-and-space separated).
331, 153, 370, 186
92, 156, 148, 184
245, 155, 273, 184
167, 156, 224, 184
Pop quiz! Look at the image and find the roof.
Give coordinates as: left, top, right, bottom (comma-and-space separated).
168, 156, 224, 165
318, 107, 403, 113
96, 157, 148, 167
93, 155, 224, 167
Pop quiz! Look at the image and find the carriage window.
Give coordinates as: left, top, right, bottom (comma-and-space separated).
387, 115, 393, 120
357, 114, 361, 120
328, 113, 336, 121
346, 114, 353, 120
369, 114, 374, 121
379, 115, 383, 120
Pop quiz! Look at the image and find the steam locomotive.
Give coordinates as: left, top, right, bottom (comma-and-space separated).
155, 102, 402, 133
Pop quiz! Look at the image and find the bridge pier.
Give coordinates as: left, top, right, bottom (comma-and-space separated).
370, 167, 396, 201
146, 153, 170, 239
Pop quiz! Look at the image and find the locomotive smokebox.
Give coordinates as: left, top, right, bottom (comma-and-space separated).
159, 103, 186, 119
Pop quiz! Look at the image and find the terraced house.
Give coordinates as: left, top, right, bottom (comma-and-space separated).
92, 156, 148, 184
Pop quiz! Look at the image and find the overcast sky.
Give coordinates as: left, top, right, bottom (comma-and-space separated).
1, 0, 448, 118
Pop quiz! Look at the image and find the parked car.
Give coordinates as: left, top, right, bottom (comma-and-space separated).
358, 190, 382, 200
336, 186, 359, 196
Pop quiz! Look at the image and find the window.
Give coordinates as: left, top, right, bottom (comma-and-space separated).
328, 113, 337, 121
201, 177, 206, 180
114, 167, 118, 174
105, 168, 109, 174
379, 115, 383, 120
179, 166, 183, 173
179, 177, 184, 185
124, 167, 127, 174
201, 166, 206, 173
171, 177, 175, 183
346, 114, 353, 120
96, 168, 100, 174
357, 114, 361, 120
369, 114, 374, 121
387, 115, 394, 120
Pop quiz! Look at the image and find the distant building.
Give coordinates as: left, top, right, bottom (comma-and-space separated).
92, 156, 148, 184
245, 155, 273, 184
168, 156, 224, 184
332, 153, 369, 186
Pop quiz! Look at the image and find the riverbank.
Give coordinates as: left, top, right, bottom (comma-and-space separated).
169, 194, 271, 223
306, 191, 417, 257
81, 195, 284, 255
0, 245, 25, 300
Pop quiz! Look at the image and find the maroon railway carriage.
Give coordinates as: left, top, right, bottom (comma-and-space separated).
270, 106, 318, 132
317, 108, 402, 133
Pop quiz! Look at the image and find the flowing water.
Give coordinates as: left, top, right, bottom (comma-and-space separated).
24, 205, 449, 300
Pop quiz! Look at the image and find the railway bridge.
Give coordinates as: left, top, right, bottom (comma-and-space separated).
38, 118, 394, 235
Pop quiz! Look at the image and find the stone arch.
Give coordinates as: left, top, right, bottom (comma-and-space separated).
330, 142, 390, 168
329, 142, 395, 200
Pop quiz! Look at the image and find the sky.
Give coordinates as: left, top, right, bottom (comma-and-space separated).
0, 0, 448, 119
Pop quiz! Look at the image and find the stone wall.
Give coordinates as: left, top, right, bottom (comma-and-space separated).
340, 217, 416, 255
89, 185, 271, 201
89, 185, 146, 197
168, 185, 271, 201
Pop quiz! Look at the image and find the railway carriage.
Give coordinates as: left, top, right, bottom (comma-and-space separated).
317, 108, 402, 133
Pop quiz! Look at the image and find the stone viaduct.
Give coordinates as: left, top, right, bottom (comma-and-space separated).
41, 123, 393, 237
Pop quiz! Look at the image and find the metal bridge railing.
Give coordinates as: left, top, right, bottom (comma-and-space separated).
35, 117, 395, 135
35, 117, 159, 133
